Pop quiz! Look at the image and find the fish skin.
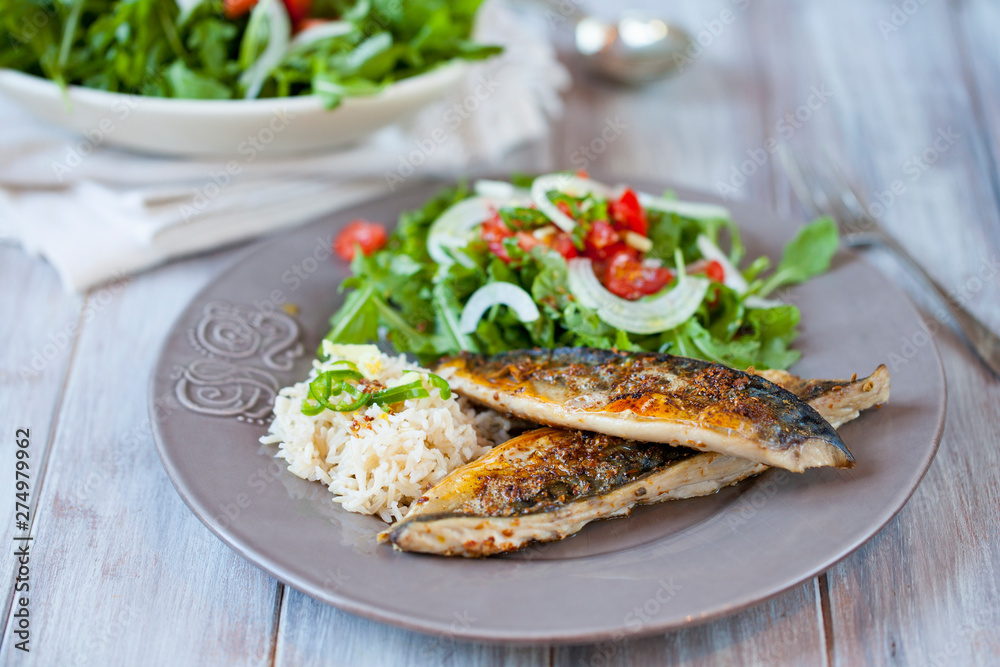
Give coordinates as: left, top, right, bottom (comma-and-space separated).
384, 365, 889, 557
383, 429, 763, 557
754, 364, 890, 429
438, 348, 854, 472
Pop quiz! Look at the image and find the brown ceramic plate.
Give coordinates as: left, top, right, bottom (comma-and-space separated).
150, 178, 946, 644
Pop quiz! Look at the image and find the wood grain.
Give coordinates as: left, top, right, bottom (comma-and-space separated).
0, 252, 282, 666
954, 0, 1000, 239
748, 0, 1000, 665
0, 249, 81, 631
275, 590, 548, 667
558, 580, 826, 667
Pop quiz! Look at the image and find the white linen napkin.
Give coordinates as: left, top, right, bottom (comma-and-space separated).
0, 0, 569, 292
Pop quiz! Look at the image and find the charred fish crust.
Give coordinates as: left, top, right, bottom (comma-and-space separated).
416, 430, 699, 519
387, 363, 890, 557
442, 347, 854, 471
794, 379, 858, 403
383, 427, 766, 557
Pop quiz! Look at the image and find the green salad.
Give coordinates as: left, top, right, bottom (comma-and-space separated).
323, 173, 840, 370
0, 0, 500, 106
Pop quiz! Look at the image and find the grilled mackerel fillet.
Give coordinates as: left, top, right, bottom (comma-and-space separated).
439, 348, 855, 472
384, 365, 889, 557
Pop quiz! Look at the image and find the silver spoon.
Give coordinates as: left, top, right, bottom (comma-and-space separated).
572, 11, 694, 84
524, 1, 694, 84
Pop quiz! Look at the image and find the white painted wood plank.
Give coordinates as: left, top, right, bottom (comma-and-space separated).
275, 589, 548, 667
746, 0, 1000, 664
955, 0, 1000, 237
559, 580, 826, 666
0, 249, 282, 666
0, 249, 81, 629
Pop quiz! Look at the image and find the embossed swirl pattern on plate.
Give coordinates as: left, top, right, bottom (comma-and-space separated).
173, 301, 304, 423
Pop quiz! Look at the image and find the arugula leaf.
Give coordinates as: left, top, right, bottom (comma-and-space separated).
746, 305, 802, 370
323, 281, 378, 349
165, 60, 231, 99
757, 217, 839, 297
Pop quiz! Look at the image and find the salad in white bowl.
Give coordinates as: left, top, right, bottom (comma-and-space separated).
0, 0, 500, 155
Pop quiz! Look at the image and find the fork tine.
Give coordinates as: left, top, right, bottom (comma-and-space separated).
777, 143, 826, 219
810, 163, 859, 227
821, 151, 882, 231
809, 154, 882, 238
777, 144, 814, 210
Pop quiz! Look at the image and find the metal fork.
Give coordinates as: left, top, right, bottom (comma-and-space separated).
779, 144, 1000, 377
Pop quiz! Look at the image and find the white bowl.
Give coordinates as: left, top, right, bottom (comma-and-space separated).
0, 61, 467, 157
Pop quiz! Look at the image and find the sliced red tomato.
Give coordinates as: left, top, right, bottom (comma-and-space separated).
225, 0, 312, 25
704, 259, 726, 283
282, 0, 313, 26
603, 250, 673, 300
224, 0, 259, 18
609, 188, 648, 236
549, 232, 578, 260
483, 217, 580, 264
515, 232, 542, 253
556, 200, 575, 220
333, 220, 387, 261
576, 169, 590, 178
480, 212, 513, 262
583, 220, 621, 261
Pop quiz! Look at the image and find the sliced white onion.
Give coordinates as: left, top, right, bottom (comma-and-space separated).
696, 234, 748, 293
530, 173, 611, 232
459, 283, 540, 334
240, 0, 292, 99
567, 258, 710, 334
743, 295, 787, 309
638, 192, 731, 221
290, 20, 355, 49
427, 197, 497, 267
427, 195, 532, 268
474, 179, 530, 200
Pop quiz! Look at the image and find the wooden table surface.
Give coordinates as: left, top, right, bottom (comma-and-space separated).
3, 0, 1000, 664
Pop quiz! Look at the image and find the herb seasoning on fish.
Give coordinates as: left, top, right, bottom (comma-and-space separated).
384, 363, 889, 557
440, 347, 855, 472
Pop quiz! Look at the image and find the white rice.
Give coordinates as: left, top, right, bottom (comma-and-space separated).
261, 343, 506, 522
